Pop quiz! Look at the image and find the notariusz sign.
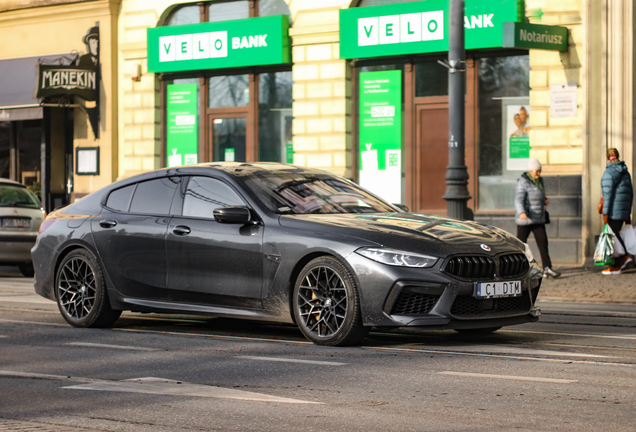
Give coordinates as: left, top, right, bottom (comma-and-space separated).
502, 22, 568, 51
147, 15, 290, 73
34, 65, 98, 101
339, 0, 524, 59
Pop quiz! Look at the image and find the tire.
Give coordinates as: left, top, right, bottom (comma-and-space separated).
55, 249, 121, 328
18, 263, 34, 278
292, 256, 368, 346
454, 326, 502, 335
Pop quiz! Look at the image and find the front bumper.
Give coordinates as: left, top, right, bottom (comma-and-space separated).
348, 253, 543, 329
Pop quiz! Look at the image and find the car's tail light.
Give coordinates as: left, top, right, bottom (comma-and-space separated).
39, 220, 56, 233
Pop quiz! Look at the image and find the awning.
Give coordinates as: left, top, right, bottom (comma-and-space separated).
0, 54, 73, 121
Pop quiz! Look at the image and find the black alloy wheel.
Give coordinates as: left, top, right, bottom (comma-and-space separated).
293, 256, 367, 346
55, 249, 121, 328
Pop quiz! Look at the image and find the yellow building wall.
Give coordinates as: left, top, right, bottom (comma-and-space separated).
118, 0, 199, 180
0, 0, 120, 194
288, 1, 353, 178
118, 0, 355, 179
527, 0, 583, 175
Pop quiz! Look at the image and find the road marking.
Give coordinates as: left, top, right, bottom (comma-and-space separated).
504, 329, 636, 341
66, 342, 159, 351
0, 318, 66, 327
0, 295, 52, 305
438, 371, 578, 384
366, 346, 636, 368
64, 377, 322, 404
236, 355, 346, 366
458, 344, 614, 358
542, 308, 636, 317
115, 327, 313, 345
0, 370, 321, 404
0, 370, 103, 382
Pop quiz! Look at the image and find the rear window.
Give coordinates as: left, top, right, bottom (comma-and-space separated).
129, 177, 180, 215
105, 184, 136, 211
0, 184, 41, 209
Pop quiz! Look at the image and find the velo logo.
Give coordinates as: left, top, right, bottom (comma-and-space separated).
159, 31, 228, 62
358, 11, 444, 46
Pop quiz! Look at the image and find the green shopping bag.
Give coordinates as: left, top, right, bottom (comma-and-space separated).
593, 224, 615, 266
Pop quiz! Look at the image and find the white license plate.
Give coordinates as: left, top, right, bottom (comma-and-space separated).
1, 218, 31, 228
476, 281, 522, 299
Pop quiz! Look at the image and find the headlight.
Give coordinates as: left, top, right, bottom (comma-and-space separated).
524, 243, 535, 263
356, 247, 438, 268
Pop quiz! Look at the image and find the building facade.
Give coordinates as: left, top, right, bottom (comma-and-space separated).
1, 0, 631, 266
0, 0, 120, 211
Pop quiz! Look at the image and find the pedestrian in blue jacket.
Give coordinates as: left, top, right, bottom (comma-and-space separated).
515, 158, 560, 278
601, 148, 634, 275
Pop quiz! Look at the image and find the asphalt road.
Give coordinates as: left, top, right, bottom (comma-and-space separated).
1, 268, 635, 431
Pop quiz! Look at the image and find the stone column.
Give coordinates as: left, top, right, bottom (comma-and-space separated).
287, 0, 352, 177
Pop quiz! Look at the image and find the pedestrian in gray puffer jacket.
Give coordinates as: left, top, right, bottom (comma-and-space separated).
515, 158, 560, 278
600, 148, 633, 275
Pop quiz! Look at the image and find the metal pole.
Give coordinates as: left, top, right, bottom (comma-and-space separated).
443, 0, 471, 220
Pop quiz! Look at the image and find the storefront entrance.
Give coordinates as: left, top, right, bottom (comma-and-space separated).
208, 116, 247, 162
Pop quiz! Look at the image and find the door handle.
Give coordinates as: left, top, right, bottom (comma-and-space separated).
99, 219, 117, 228
173, 225, 191, 235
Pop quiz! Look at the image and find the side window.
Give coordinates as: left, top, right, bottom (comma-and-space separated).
105, 184, 136, 211
129, 177, 180, 215
183, 176, 244, 218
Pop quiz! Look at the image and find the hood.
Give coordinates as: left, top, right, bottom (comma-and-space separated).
279, 213, 524, 256
607, 160, 629, 174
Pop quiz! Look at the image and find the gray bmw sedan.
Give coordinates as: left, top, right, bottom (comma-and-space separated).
32, 163, 542, 346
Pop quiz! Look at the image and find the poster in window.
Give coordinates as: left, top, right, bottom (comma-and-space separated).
505, 104, 531, 171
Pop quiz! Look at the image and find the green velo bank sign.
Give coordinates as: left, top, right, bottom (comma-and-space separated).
147, 15, 290, 73
339, 0, 524, 58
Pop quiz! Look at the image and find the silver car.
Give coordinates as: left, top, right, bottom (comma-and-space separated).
0, 178, 45, 277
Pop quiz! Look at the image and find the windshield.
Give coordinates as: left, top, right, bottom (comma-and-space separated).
242, 171, 396, 214
0, 184, 41, 209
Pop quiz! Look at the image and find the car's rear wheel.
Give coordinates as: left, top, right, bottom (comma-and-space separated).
18, 263, 34, 278
293, 256, 368, 346
55, 249, 121, 328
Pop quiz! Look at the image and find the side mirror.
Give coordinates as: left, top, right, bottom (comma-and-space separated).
393, 203, 409, 212
213, 206, 252, 224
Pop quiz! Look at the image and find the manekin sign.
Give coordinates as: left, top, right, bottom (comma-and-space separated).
147, 15, 290, 73
339, 0, 524, 59
34, 65, 98, 101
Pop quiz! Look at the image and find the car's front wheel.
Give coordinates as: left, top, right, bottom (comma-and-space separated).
55, 249, 121, 328
293, 256, 368, 346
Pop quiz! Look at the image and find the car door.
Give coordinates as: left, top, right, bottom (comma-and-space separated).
91, 177, 180, 298
166, 175, 263, 306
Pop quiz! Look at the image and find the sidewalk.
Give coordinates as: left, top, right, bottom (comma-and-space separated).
539, 265, 636, 304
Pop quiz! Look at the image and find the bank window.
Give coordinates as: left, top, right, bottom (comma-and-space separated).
258, 71, 293, 162
162, 0, 293, 166
415, 61, 448, 97
477, 55, 530, 211
208, 1, 249, 23
166, 6, 200, 25
259, 0, 291, 19
209, 75, 249, 108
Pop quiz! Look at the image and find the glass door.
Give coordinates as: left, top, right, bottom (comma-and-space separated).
208, 116, 247, 162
